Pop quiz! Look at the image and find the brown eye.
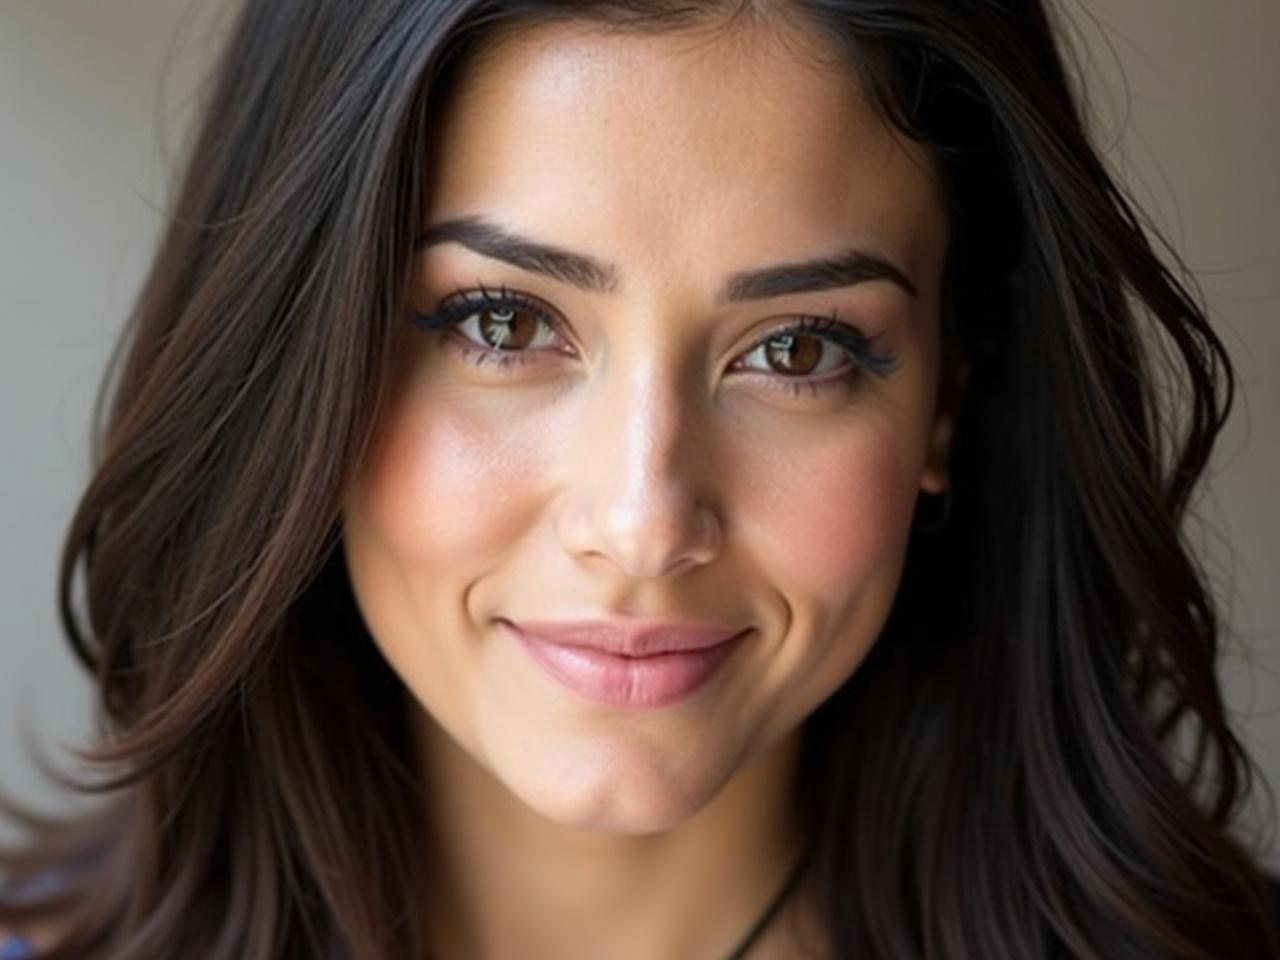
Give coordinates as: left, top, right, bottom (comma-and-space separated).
472, 303, 542, 351
413, 288, 572, 370
733, 314, 897, 398
763, 332, 824, 376
743, 328, 850, 380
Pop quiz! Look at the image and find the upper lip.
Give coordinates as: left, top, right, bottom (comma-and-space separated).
503, 618, 748, 657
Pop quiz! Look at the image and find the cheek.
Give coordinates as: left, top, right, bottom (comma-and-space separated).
729, 426, 921, 717
342, 390, 555, 718
740, 429, 919, 596
352, 392, 545, 565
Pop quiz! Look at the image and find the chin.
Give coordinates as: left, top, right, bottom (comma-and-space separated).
496, 740, 735, 836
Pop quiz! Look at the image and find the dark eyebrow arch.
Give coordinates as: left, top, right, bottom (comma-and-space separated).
415, 215, 918, 302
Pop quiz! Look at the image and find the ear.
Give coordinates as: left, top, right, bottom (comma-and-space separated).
919, 355, 971, 495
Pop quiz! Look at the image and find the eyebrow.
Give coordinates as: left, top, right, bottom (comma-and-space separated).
415, 215, 918, 302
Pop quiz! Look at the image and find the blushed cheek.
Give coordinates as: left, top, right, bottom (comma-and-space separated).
353, 394, 545, 565
744, 433, 918, 598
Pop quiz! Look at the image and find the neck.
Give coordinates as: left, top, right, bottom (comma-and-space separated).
412, 710, 818, 960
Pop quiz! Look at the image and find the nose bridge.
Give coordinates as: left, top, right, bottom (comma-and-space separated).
614, 358, 690, 503
559, 353, 721, 578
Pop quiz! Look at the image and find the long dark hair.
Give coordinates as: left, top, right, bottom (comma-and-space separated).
2, 1, 1275, 957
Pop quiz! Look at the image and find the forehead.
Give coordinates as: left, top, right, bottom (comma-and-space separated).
424, 15, 946, 296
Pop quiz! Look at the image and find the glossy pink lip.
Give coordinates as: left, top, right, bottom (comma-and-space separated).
501, 619, 749, 709
506, 618, 744, 657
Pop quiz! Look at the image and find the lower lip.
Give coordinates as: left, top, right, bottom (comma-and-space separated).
506, 624, 747, 709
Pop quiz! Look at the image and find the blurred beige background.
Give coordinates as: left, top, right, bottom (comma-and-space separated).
1, 0, 1277, 867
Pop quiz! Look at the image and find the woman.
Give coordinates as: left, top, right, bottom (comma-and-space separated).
2, 0, 1276, 957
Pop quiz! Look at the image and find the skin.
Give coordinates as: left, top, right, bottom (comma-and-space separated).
342, 11, 957, 959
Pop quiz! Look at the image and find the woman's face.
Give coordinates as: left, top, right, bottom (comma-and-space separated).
343, 15, 953, 832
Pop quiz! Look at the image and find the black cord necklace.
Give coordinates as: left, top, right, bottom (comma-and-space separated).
719, 844, 812, 960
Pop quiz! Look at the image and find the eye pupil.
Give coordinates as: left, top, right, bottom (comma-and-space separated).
766, 332, 822, 375
479, 307, 537, 350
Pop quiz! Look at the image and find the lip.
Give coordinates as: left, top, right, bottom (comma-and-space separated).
505, 618, 745, 657
501, 619, 749, 709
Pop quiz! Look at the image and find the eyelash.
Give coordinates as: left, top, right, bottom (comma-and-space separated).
409, 283, 900, 398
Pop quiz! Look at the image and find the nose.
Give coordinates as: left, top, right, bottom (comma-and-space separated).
554, 360, 723, 580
